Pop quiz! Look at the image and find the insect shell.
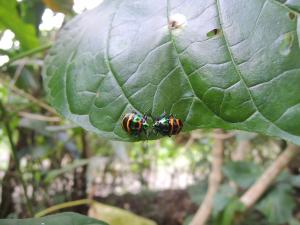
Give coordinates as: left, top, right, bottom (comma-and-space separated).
153, 112, 183, 136
122, 112, 149, 136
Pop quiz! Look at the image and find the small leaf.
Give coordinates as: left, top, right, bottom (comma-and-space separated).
187, 181, 208, 205
44, 159, 89, 183
0, 212, 108, 225
88, 202, 157, 225
212, 184, 237, 217
0, 0, 39, 50
256, 183, 295, 224
223, 161, 262, 188
218, 199, 245, 225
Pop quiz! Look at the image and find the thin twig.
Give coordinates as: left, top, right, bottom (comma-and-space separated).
240, 143, 300, 208
190, 129, 225, 225
35, 199, 94, 218
10, 59, 27, 87
11, 86, 57, 115
1, 43, 52, 68
231, 140, 251, 161
0, 77, 58, 115
0, 100, 34, 216
184, 131, 203, 149
18, 111, 60, 122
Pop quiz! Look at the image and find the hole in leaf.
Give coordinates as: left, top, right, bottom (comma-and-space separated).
169, 13, 187, 30
207, 28, 221, 38
288, 12, 296, 20
279, 32, 294, 56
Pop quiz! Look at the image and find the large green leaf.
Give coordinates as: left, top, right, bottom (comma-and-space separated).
43, 0, 300, 142
0, 212, 108, 225
0, 0, 39, 50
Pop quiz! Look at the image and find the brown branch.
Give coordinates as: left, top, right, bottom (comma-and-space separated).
184, 131, 203, 150
18, 111, 60, 122
231, 140, 251, 161
212, 131, 235, 140
10, 85, 58, 115
240, 143, 300, 209
190, 129, 225, 225
0, 76, 57, 115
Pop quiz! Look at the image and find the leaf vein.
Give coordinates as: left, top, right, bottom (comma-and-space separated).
215, 0, 286, 127
104, 0, 140, 114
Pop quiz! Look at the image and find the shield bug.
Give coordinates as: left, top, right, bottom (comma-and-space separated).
153, 112, 183, 136
122, 112, 149, 136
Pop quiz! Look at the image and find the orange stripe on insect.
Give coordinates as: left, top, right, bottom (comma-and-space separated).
169, 117, 174, 136
127, 114, 134, 134
138, 121, 142, 131
176, 119, 182, 134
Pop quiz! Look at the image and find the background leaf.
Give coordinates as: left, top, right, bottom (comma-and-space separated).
212, 184, 237, 217
43, 159, 89, 183
223, 161, 262, 189
0, 0, 39, 50
88, 202, 157, 225
0, 212, 108, 225
19, 0, 46, 32
187, 181, 208, 205
256, 183, 296, 224
44, 0, 300, 142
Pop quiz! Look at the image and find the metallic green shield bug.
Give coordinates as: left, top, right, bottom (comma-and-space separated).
122, 112, 149, 136
153, 112, 183, 136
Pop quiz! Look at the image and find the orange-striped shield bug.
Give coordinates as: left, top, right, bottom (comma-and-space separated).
122, 112, 149, 136
153, 112, 183, 136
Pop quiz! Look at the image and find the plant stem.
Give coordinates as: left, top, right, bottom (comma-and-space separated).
190, 129, 225, 225
0, 100, 34, 216
1, 43, 52, 68
240, 143, 300, 208
35, 199, 95, 218
0, 76, 58, 115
